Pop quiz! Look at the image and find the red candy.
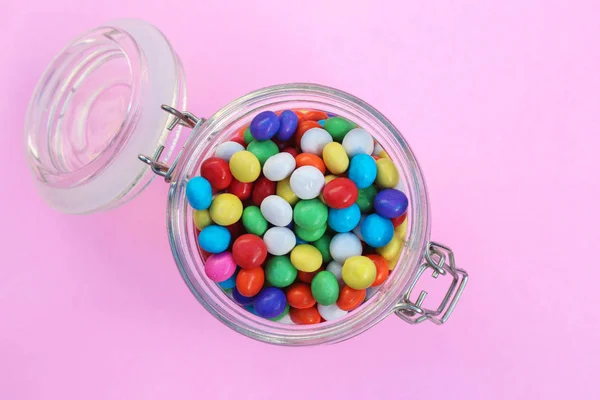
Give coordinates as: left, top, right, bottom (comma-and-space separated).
290, 306, 321, 324
304, 110, 328, 121
252, 176, 276, 206
391, 213, 407, 227
228, 178, 253, 201
286, 282, 316, 309
294, 111, 308, 123
365, 254, 389, 286
236, 267, 264, 297
230, 135, 246, 147
200, 157, 232, 191
232, 234, 267, 269
294, 121, 321, 148
296, 267, 323, 284
337, 286, 367, 311
282, 147, 299, 158
226, 221, 245, 242
322, 178, 359, 209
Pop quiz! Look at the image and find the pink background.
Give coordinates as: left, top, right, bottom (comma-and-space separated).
1, 1, 599, 399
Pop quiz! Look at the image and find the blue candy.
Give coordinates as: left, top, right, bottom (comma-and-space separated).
244, 304, 260, 316
348, 154, 377, 189
253, 287, 287, 318
218, 271, 238, 290
186, 176, 213, 210
232, 287, 255, 305
360, 214, 394, 248
318, 119, 326, 126
328, 203, 361, 233
250, 111, 280, 141
296, 237, 308, 245
198, 225, 231, 253
374, 189, 409, 218
276, 110, 299, 141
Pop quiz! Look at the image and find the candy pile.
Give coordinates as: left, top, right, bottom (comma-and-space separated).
186, 109, 409, 324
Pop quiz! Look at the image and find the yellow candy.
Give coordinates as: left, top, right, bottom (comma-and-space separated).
375, 158, 399, 188
379, 150, 390, 159
388, 251, 401, 270
395, 217, 408, 240
322, 142, 349, 175
342, 256, 376, 290
229, 151, 260, 183
209, 193, 243, 226
193, 209, 212, 230
319, 174, 337, 202
376, 233, 403, 261
276, 178, 299, 206
290, 244, 322, 272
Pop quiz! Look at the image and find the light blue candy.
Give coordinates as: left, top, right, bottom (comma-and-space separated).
186, 176, 213, 210
348, 154, 377, 189
328, 203, 361, 233
360, 214, 394, 248
198, 225, 231, 253
318, 119, 326, 126
218, 271, 237, 290
244, 304, 260, 315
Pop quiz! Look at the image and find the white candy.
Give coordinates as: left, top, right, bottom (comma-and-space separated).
352, 215, 366, 241
289, 166, 325, 200
277, 313, 295, 324
325, 261, 344, 285
342, 128, 374, 158
262, 152, 296, 182
329, 233, 362, 264
260, 195, 293, 227
317, 303, 348, 321
366, 285, 381, 300
215, 141, 245, 161
372, 142, 383, 156
300, 128, 333, 156
263, 227, 296, 255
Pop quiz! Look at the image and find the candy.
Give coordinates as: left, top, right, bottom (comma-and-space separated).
376, 233, 402, 261
262, 152, 296, 181
348, 153, 377, 189
324, 117, 353, 142
311, 233, 332, 264
365, 254, 389, 286
375, 158, 399, 188
198, 225, 231, 253
293, 199, 328, 230
325, 260, 344, 284
328, 203, 361, 233
241, 206, 268, 236
352, 215, 365, 241
242, 127, 254, 144
329, 232, 362, 264
322, 178, 358, 209
337, 286, 367, 311
342, 256, 377, 290
391, 212, 407, 227
304, 110, 328, 121
232, 234, 267, 269
263, 227, 296, 256
360, 214, 394, 248
270, 304, 290, 321
218, 272, 238, 290
290, 244, 322, 272
209, 194, 243, 226
342, 128, 374, 157
250, 111, 280, 141
276, 177, 300, 206
289, 306, 321, 325
317, 303, 348, 321
186, 176, 213, 210
232, 287, 255, 305
300, 128, 333, 156
205, 252, 237, 282
322, 142, 349, 174
281, 147, 299, 158
286, 282, 316, 309
252, 176, 276, 206
372, 142, 384, 156
295, 153, 326, 174
311, 271, 340, 306
236, 267, 264, 297
277, 110, 299, 141
294, 223, 327, 242
296, 268, 322, 284
193, 209, 212, 230
396, 217, 408, 240
228, 178, 253, 201
289, 165, 325, 200
247, 140, 279, 166
265, 255, 298, 287
229, 151, 261, 182
356, 185, 377, 212
277, 312, 295, 324
201, 157, 233, 191
374, 189, 409, 218
215, 141, 245, 161
259, 196, 292, 227
254, 287, 287, 318
295, 121, 321, 148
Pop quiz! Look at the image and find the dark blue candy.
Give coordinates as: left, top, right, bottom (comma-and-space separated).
253, 287, 287, 318
328, 203, 361, 233
250, 111, 280, 141
232, 287, 255, 305
360, 214, 394, 247
276, 110, 298, 141
374, 189, 409, 218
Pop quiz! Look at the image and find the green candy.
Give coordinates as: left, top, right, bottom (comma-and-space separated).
324, 117, 354, 142
269, 304, 290, 321
247, 140, 279, 166
293, 199, 328, 230
243, 127, 254, 144
356, 185, 378, 213
265, 256, 298, 287
311, 271, 340, 306
295, 223, 327, 242
311, 233, 332, 264
242, 206, 268, 236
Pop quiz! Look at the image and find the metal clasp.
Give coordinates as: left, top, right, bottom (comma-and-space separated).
393, 242, 468, 325
138, 105, 205, 183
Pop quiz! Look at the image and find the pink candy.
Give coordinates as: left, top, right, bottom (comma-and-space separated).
205, 252, 236, 282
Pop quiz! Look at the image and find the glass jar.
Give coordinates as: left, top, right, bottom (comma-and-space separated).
25, 19, 468, 345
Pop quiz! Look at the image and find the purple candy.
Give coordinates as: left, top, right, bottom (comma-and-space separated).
374, 189, 409, 218
232, 287, 255, 305
276, 110, 299, 141
253, 287, 287, 318
250, 111, 280, 141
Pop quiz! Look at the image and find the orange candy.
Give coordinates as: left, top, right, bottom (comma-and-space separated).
295, 121, 321, 148
295, 153, 326, 174
294, 111, 307, 123
286, 282, 316, 309
236, 267, 264, 297
337, 286, 367, 311
366, 254, 389, 286
304, 110, 328, 121
290, 306, 321, 324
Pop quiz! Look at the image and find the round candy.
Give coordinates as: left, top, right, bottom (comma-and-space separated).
241, 206, 268, 236
263, 152, 296, 181
270, 304, 290, 321
209, 193, 243, 226
330, 232, 362, 264
375, 158, 399, 188
232, 234, 267, 269
295, 153, 326, 174
201, 157, 233, 191
293, 199, 328, 230
232, 287, 255, 305
294, 223, 327, 242
289, 306, 321, 325
254, 287, 287, 318
250, 111, 280, 141
360, 214, 394, 248
265, 255, 297, 287
263, 227, 296, 256
365, 254, 389, 286
260, 195, 293, 227
337, 286, 367, 311
356, 185, 378, 212
322, 178, 358, 209
300, 128, 333, 156
311, 233, 332, 264
322, 142, 349, 175
242, 127, 254, 144
326, 261, 344, 284
286, 282, 316, 309
342, 128, 374, 157
193, 209, 212, 230
228, 178, 253, 201
277, 312, 295, 324
218, 275, 237, 290
317, 303, 348, 321
198, 225, 231, 253
276, 177, 300, 206
281, 147, 299, 158
374, 189, 409, 218
295, 121, 321, 148
311, 271, 340, 306
186, 176, 212, 210
204, 252, 236, 282
348, 153, 377, 189
247, 140, 279, 166
276, 110, 299, 141
304, 110, 328, 121
396, 217, 408, 240
328, 203, 361, 233
244, 304, 259, 315
215, 141, 245, 161
324, 117, 353, 142
236, 267, 265, 297
252, 176, 276, 206
342, 256, 377, 290
391, 212, 407, 228
229, 151, 261, 183
290, 244, 322, 272
376, 233, 402, 261
226, 220, 245, 241
289, 166, 325, 200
